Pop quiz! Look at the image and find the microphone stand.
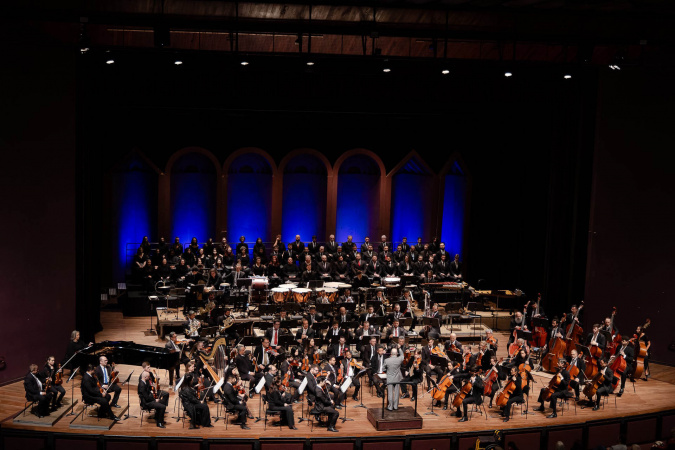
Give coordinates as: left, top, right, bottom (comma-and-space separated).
122, 371, 136, 420
66, 367, 80, 416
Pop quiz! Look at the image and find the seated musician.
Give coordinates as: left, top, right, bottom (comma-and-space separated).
370, 345, 388, 398
40, 356, 65, 410
567, 349, 586, 401
336, 306, 354, 325
80, 364, 119, 420
366, 255, 382, 281
386, 319, 407, 340
267, 378, 298, 430
296, 319, 315, 346
615, 336, 636, 397
265, 319, 285, 351
445, 333, 463, 354
278, 351, 302, 401
499, 365, 523, 422
253, 337, 276, 375
435, 254, 450, 281
315, 289, 329, 304
333, 256, 350, 282
534, 358, 572, 418
223, 374, 250, 429
356, 320, 379, 341
456, 366, 484, 422
478, 341, 495, 371
592, 358, 617, 410
547, 317, 564, 349
421, 338, 444, 386
585, 323, 607, 352
305, 306, 323, 327
413, 255, 427, 279
329, 336, 349, 362
388, 303, 411, 325
139, 362, 169, 403
393, 245, 406, 263
300, 263, 318, 283
360, 305, 378, 323
339, 288, 355, 303
401, 347, 423, 401
179, 374, 213, 429
341, 349, 362, 401
511, 347, 531, 369
165, 332, 190, 387
316, 245, 331, 262
421, 268, 436, 284
183, 310, 202, 340
234, 345, 256, 393
250, 257, 266, 276
449, 254, 462, 281
326, 321, 346, 346
351, 253, 366, 276
484, 355, 507, 408
138, 370, 167, 428
95, 356, 121, 407
202, 298, 219, 327
322, 355, 345, 407
508, 311, 527, 345
205, 267, 221, 288
600, 316, 619, 337
485, 329, 498, 353
25, 364, 53, 416
313, 375, 340, 433
398, 255, 415, 277
317, 254, 332, 280
382, 255, 398, 277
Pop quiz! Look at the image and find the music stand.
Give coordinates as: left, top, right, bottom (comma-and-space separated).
516, 329, 532, 342
259, 304, 277, 316
65, 367, 80, 416
199, 326, 219, 338
315, 303, 332, 315
532, 317, 550, 329
466, 302, 480, 313
341, 321, 358, 333
425, 378, 439, 416
575, 343, 591, 360
308, 280, 324, 290
370, 316, 386, 328
254, 376, 266, 423
339, 377, 354, 422
121, 371, 136, 420
297, 377, 309, 423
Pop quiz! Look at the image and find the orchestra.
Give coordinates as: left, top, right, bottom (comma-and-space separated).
19, 234, 658, 436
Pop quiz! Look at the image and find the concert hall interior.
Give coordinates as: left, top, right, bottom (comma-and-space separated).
1, 1, 675, 449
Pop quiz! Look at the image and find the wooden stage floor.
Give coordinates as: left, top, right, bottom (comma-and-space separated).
2, 311, 675, 439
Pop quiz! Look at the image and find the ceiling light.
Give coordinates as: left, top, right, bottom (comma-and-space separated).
174, 60, 183, 65
240, 61, 249, 66
609, 64, 621, 71
80, 47, 90, 54
106, 59, 115, 65
441, 69, 450, 75
504, 71, 513, 77
564, 74, 572, 79
306, 61, 315, 66
383, 68, 391, 73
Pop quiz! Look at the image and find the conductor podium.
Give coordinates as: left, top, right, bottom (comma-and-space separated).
366, 381, 423, 431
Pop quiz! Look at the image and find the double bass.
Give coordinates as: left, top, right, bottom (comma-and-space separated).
605, 307, 621, 355
563, 303, 584, 357
531, 294, 548, 348
542, 324, 567, 373
632, 319, 650, 380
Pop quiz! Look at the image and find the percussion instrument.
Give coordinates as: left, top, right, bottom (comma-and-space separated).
272, 287, 289, 304
279, 283, 297, 289
292, 288, 311, 303
219, 282, 230, 289
324, 282, 341, 288
337, 283, 352, 290
386, 284, 402, 298
383, 277, 400, 285
251, 277, 269, 290
324, 287, 338, 302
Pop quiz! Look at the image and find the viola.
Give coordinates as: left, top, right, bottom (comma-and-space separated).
452, 380, 473, 409
53, 364, 63, 386
301, 355, 310, 372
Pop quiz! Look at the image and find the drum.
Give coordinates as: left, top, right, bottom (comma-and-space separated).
324, 282, 341, 288
386, 284, 402, 298
279, 283, 297, 289
292, 288, 311, 303
324, 287, 338, 303
271, 287, 289, 304
252, 277, 269, 290
337, 283, 352, 290
384, 277, 400, 286
219, 282, 230, 290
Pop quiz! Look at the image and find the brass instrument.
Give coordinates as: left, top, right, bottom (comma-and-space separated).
188, 318, 201, 337
220, 315, 235, 331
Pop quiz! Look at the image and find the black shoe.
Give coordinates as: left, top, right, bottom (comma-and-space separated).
617, 389, 624, 397
205, 424, 214, 427
488, 402, 493, 408
112, 417, 121, 422
352, 395, 359, 401
503, 418, 510, 422
189, 423, 198, 429
400, 393, 408, 399
377, 392, 383, 398
575, 397, 580, 402
547, 413, 557, 418
338, 403, 346, 407
630, 378, 636, 383
335, 405, 342, 410
112, 404, 121, 408
455, 410, 462, 418
592, 405, 600, 411
213, 399, 222, 404
410, 397, 415, 402
533, 407, 545, 412
327, 426, 338, 432
247, 413, 254, 419
241, 424, 250, 430
458, 417, 468, 422
157, 423, 165, 428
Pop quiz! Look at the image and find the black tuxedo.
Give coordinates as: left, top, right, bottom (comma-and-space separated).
382, 262, 398, 276
94, 364, 121, 405
81, 372, 114, 418
308, 241, 320, 254
301, 269, 319, 283
265, 327, 284, 348
138, 379, 166, 423
24, 372, 52, 415
377, 242, 391, 253
295, 327, 316, 342
222, 382, 247, 424
585, 332, 607, 350
317, 261, 332, 277
366, 261, 382, 277
326, 327, 347, 345
325, 241, 338, 255
305, 312, 323, 327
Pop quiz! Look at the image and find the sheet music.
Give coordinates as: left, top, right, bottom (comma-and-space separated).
298, 377, 308, 395
175, 375, 185, 392
255, 376, 266, 394
340, 377, 352, 393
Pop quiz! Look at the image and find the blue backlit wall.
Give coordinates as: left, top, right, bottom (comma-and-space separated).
336, 155, 380, 242
170, 153, 216, 246
227, 153, 273, 246
281, 154, 327, 243
111, 153, 157, 281
441, 162, 467, 256
391, 172, 433, 244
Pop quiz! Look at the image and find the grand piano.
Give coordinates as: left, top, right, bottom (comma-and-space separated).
72, 341, 179, 371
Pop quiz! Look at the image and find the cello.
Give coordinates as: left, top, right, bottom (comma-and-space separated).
541, 370, 563, 401
582, 370, 605, 399
431, 373, 454, 402
452, 379, 473, 409
482, 358, 504, 396
563, 303, 584, 357
542, 319, 566, 373
495, 377, 517, 408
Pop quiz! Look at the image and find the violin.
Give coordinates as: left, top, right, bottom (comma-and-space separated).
349, 359, 364, 370
301, 355, 310, 372
431, 346, 448, 359
53, 364, 63, 386
313, 351, 321, 365
486, 335, 498, 351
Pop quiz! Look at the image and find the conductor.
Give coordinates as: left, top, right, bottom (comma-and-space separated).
383, 347, 405, 411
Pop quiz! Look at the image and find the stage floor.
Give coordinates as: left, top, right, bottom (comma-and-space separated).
2, 311, 675, 439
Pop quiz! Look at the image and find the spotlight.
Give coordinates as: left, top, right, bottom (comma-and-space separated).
564, 74, 572, 79
306, 61, 315, 66
240, 61, 249, 66
609, 64, 621, 71
174, 60, 183, 65
383, 67, 391, 73
80, 47, 90, 54
106, 59, 115, 65
504, 71, 513, 77
441, 69, 450, 75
